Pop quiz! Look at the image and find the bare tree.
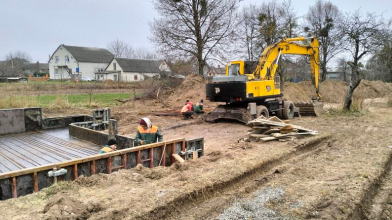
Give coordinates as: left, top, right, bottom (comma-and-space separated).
281, 0, 298, 38
303, 0, 343, 82
133, 47, 161, 60
366, 29, 392, 82
339, 10, 385, 110
257, 0, 297, 50
0, 51, 31, 77
236, 4, 262, 61
336, 56, 351, 82
107, 39, 135, 58
166, 58, 194, 75
150, 0, 241, 75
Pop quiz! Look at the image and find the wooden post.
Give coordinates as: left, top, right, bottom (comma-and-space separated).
12, 177, 17, 198
137, 151, 141, 164
107, 157, 112, 174
171, 144, 176, 164
91, 160, 96, 175
160, 143, 167, 166
123, 154, 127, 169
149, 148, 154, 168
73, 164, 78, 180
33, 172, 38, 192
181, 140, 186, 160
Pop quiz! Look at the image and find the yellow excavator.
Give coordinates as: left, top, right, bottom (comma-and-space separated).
204, 37, 323, 123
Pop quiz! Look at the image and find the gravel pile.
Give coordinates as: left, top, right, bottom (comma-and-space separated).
217, 187, 290, 220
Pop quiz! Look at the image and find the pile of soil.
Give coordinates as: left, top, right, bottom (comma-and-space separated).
168, 75, 392, 107
279, 79, 392, 103
168, 74, 208, 108
43, 193, 92, 220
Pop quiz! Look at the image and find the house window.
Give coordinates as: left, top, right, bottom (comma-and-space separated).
55, 68, 59, 75
55, 56, 59, 63
98, 68, 104, 72
114, 75, 118, 81
65, 56, 69, 63
134, 75, 138, 80
113, 63, 116, 70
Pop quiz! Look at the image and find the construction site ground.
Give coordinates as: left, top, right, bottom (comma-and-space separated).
1, 75, 392, 219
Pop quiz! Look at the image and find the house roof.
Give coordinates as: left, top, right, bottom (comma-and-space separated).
51, 45, 114, 63
115, 58, 162, 73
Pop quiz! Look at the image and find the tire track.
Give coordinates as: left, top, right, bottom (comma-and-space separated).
133, 134, 332, 220
348, 149, 392, 220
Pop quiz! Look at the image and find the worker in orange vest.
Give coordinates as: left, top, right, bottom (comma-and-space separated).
181, 101, 194, 119
135, 118, 163, 146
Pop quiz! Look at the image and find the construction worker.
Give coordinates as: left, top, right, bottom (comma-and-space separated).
99, 139, 118, 154
181, 101, 194, 119
135, 117, 163, 146
194, 99, 204, 114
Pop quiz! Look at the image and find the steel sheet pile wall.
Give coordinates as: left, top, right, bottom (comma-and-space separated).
0, 138, 203, 200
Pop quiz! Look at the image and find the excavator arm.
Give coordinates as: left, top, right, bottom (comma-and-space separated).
254, 37, 321, 99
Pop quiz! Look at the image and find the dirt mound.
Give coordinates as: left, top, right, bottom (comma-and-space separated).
43, 193, 91, 220
168, 74, 207, 107
284, 80, 392, 103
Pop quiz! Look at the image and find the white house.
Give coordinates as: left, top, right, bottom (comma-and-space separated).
99, 58, 171, 82
48, 45, 114, 80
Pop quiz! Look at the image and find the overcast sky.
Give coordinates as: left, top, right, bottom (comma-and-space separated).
0, 0, 391, 63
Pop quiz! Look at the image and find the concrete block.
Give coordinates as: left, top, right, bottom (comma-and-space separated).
0, 109, 25, 134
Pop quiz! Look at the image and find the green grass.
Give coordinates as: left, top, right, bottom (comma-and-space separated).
0, 93, 136, 109
36, 93, 133, 107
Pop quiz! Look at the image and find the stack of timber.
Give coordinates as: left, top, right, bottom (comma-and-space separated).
246, 116, 318, 142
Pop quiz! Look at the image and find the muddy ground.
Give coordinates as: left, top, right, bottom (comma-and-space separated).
1, 76, 392, 220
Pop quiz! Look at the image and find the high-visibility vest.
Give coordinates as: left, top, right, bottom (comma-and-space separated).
138, 125, 158, 133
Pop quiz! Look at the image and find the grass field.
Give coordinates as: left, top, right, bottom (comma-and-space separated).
0, 93, 135, 109
36, 93, 133, 106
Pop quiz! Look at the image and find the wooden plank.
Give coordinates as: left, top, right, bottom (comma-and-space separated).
268, 116, 284, 123
260, 137, 279, 142
193, 151, 198, 159
172, 154, 185, 163
264, 129, 281, 134
248, 118, 314, 132
261, 131, 317, 142
249, 134, 270, 138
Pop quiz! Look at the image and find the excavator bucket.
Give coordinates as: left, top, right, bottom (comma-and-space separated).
202, 105, 252, 124
294, 101, 324, 116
